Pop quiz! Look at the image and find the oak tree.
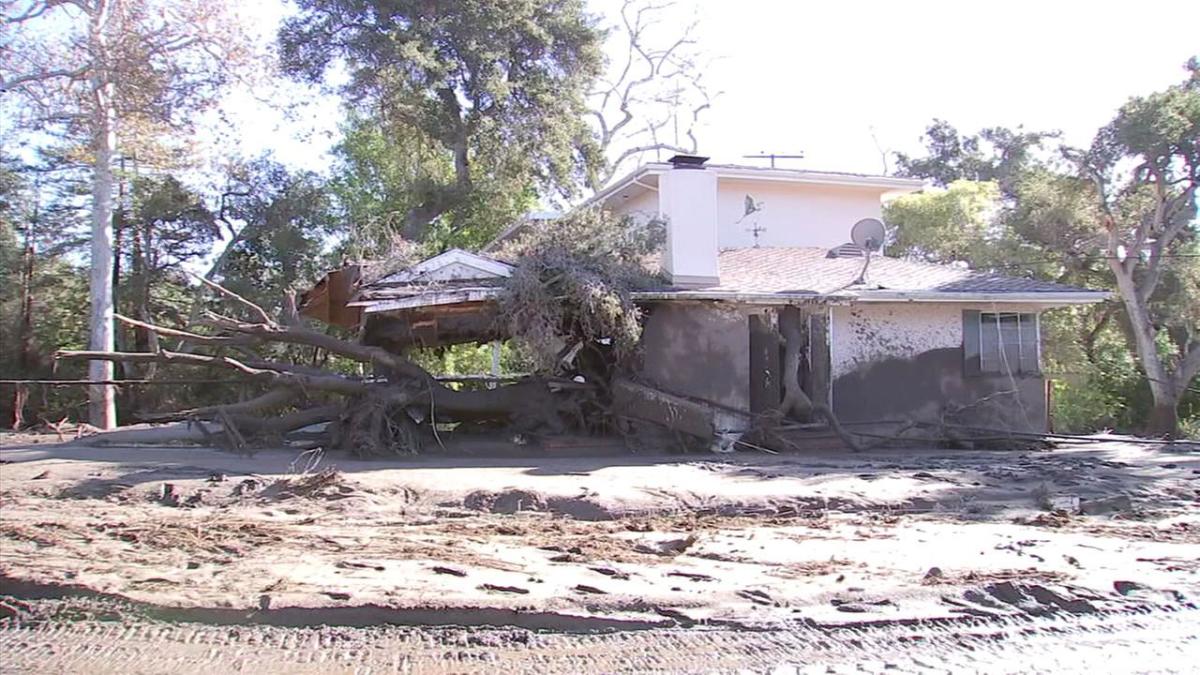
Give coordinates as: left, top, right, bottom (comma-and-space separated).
280, 0, 604, 243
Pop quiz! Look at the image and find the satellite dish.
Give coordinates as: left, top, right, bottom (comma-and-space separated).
850, 218, 887, 252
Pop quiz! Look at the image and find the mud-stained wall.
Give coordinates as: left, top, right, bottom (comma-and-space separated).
831, 304, 962, 377
830, 303, 1047, 431
640, 302, 754, 411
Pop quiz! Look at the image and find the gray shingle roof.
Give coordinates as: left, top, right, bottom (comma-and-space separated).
686, 247, 1099, 296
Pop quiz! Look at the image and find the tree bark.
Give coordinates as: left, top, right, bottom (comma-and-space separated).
13, 211, 36, 430
778, 307, 813, 420
87, 0, 117, 430
1147, 401, 1180, 438
1108, 251, 1180, 437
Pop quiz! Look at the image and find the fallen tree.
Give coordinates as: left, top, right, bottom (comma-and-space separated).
54, 208, 1038, 456
58, 295, 581, 455
56, 210, 662, 456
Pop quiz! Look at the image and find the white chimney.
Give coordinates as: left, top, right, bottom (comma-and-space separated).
659, 155, 719, 287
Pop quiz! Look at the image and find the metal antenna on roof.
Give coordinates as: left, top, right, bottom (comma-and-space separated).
742, 151, 805, 169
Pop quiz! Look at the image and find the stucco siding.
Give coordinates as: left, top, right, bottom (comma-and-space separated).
830, 302, 1048, 431
613, 189, 659, 223
830, 304, 962, 378
640, 303, 752, 411
716, 179, 884, 249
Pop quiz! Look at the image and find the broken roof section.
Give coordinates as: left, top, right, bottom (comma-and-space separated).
348, 248, 513, 316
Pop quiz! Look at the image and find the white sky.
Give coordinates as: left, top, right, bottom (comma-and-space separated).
223, 0, 1200, 179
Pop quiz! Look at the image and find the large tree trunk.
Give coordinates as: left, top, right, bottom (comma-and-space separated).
1147, 400, 1181, 438
1109, 258, 1182, 437
87, 0, 117, 430
13, 210, 36, 430
778, 307, 813, 419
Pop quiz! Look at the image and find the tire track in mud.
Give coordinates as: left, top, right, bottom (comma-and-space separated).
2, 599, 1198, 673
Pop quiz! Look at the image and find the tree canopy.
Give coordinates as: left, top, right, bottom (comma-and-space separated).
280, 0, 605, 243
887, 61, 1200, 436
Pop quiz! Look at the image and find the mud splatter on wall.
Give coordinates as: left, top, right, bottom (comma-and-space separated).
831, 304, 962, 378
829, 303, 1048, 431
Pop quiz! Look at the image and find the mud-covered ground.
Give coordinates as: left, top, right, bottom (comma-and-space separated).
2, 595, 1198, 673
1, 434, 1198, 671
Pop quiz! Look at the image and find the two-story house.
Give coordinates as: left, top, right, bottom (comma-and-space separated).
302, 155, 1107, 443
594, 155, 1105, 436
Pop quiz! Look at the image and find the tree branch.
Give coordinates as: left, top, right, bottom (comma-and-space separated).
0, 66, 91, 91
1176, 342, 1200, 398
56, 349, 368, 395
114, 312, 253, 347
186, 271, 276, 325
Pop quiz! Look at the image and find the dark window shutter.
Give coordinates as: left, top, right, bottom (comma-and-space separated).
963, 310, 982, 376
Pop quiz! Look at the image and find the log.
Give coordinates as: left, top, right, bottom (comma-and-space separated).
63, 422, 212, 447
140, 387, 298, 422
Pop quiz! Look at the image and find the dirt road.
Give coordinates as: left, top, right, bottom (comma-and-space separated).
1, 597, 1197, 673
1, 435, 1198, 671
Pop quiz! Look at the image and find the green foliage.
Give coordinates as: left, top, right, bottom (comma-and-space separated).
885, 180, 1006, 264
407, 341, 533, 381
217, 160, 340, 314
1040, 308, 1144, 432
1088, 62, 1200, 173
329, 113, 539, 256
0, 162, 92, 426
497, 208, 664, 371
125, 175, 220, 271
329, 114, 454, 259
281, 0, 604, 243
894, 120, 1058, 190
892, 78, 1200, 435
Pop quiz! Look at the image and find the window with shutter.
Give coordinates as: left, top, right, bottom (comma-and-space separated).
965, 311, 1041, 376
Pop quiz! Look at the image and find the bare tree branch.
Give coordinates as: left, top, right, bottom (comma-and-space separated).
186, 270, 276, 325
587, 0, 716, 190
114, 312, 253, 346
0, 66, 91, 90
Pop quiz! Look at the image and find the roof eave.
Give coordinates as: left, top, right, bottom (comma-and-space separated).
845, 290, 1111, 304
709, 166, 923, 192
631, 289, 1111, 305
582, 163, 669, 210
582, 163, 924, 211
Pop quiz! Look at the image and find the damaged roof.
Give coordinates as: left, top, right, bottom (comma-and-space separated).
347, 248, 513, 314
321, 246, 1106, 323
632, 247, 1109, 304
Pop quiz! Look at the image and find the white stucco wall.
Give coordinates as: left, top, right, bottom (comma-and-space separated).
830, 303, 963, 378
716, 179, 885, 249
613, 189, 659, 223
659, 169, 720, 284
605, 174, 892, 252
830, 302, 1051, 377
